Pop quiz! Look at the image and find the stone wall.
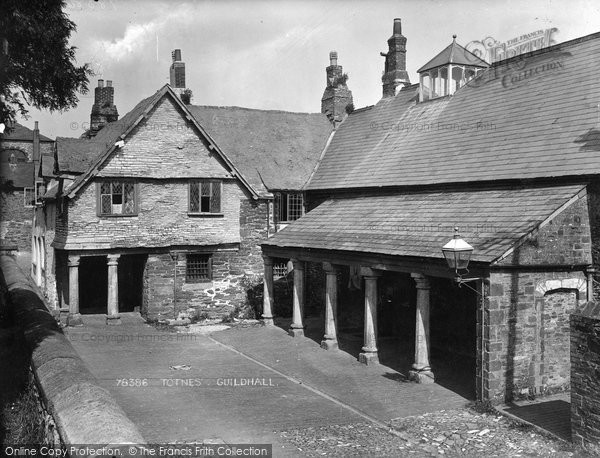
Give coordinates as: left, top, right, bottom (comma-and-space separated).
142, 198, 268, 321
0, 191, 33, 251
485, 270, 586, 403
570, 301, 600, 446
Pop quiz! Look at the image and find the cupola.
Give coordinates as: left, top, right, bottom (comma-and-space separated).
417, 36, 489, 102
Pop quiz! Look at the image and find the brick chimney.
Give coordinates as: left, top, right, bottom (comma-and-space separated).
170, 49, 186, 90
90, 79, 119, 137
321, 51, 353, 126
381, 18, 410, 97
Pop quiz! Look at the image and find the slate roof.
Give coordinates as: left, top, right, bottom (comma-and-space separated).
307, 32, 600, 191
2, 122, 53, 142
188, 106, 332, 193
263, 184, 585, 264
417, 39, 489, 72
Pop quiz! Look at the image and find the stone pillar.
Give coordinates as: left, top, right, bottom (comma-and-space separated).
586, 266, 596, 302
67, 254, 82, 326
35, 238, 42, 287
289, 258, 305, 337
359, 267, 382, 365
262, 255, 275, 325
106, 254, 121, 325
321, 262, 341, 350
409, 273, 434, 383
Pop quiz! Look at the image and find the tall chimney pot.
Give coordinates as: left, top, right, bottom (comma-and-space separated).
329, 51, 338, 66
98, 79, 104, 88
106, 80, 112, 87
393, 18, 402, 35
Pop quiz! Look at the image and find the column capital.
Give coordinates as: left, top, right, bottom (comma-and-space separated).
262, 254, 274, 266
107, 254, 121, 265
360, 267, 383, 278
67, 255, 80, 267
323, 262, 342, 274
290, 258, 304, 271
411, 273, 431, 289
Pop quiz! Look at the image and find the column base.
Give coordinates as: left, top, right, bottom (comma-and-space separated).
288, 327, 304, 337
320, 339, 338, 350
106, 314, 122, 325
358, 352, 379, 365
408, 369, 435, 384
67, 313, 83, 327
261, 315, 274, 326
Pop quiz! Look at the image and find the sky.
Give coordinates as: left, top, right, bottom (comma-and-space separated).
18, 0, 600, 139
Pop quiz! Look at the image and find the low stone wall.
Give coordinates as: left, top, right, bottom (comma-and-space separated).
0, 255, 146, 448
570, 301, 600, 446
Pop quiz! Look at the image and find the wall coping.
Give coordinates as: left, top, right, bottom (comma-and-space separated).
0, 255, 146, 446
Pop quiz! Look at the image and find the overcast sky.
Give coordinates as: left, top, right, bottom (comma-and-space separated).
19, 0, 600, 139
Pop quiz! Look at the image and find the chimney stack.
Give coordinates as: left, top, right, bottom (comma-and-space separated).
321, 51, 354, 127
170, 49, 186, 89
33, 121, 40, 162
381, 18, 410, 97
90, 79, 119, 137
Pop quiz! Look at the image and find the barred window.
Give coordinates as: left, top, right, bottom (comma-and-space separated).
186, 254, 212, 282
277, 192, 304, 222
98, 181, 136, 215
189, 180, 221, 213
273, 261, 288, 279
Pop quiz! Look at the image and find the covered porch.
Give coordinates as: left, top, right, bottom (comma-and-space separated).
260, 185, 592, 401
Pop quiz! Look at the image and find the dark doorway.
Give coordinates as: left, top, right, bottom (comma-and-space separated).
79, 256, 108, 314
430, 278, 478, 399
118, 254, 146, 312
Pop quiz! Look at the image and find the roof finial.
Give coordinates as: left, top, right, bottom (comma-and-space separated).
452, 34, 457, 41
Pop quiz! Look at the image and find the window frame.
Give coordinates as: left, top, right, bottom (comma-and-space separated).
185, 253, 213, 283
24, 187, 36, 208
277, 192, 304, 223
96, 180, 138, 217
188, 180, 223, 216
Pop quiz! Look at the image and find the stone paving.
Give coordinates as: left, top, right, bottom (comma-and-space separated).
65, 314, 471, 456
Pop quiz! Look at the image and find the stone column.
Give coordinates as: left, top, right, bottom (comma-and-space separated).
321, 262, 341, 350
359, 267, 382, 365
106, 254, 121, 325
262, 255, 275, 326
409, 273, 434, 383
586, 266, 596, 302
67, 254, 82, 326
289, 258, 305, 337
35, 238, 42, 287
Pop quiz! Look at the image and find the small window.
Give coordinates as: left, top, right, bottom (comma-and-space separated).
24, 187, 35, 207
277, 192, 304, 222
189, 180, 221, 214
98, 181, 137, 215
186, 254, 212, 282
273, 261, 289, 279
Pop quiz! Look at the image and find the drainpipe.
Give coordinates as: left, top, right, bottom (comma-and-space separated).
586, 266, 596, 302
169, 251, 179, 319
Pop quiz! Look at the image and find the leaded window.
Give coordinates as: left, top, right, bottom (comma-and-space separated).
189, 180, 221, 213
186, 254, 212, 282
98, 181, 136, 215
277, 192, 304, 222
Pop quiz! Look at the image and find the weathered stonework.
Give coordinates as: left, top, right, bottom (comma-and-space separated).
570, 302, 600, 446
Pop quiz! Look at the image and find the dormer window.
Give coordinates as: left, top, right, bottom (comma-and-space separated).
417, 36, 488, 102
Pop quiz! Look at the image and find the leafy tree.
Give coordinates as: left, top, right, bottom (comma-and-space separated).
0, 0, 92, 133
180, 88, 193, 105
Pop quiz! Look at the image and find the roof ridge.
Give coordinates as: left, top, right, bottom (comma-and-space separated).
189, 104, 324, 116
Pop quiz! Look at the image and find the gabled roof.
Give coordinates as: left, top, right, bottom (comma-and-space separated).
62, 85, 258, 199
187, 106, 332, 194
417, 38, 489, 73
308, 31, 600, 192
1, 122, 53, 142
263, 184, 586, 264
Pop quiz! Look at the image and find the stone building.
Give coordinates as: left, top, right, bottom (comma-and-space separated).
0, 122, 53, 255
262, 20, 600, 403
35, 63, 337, 323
